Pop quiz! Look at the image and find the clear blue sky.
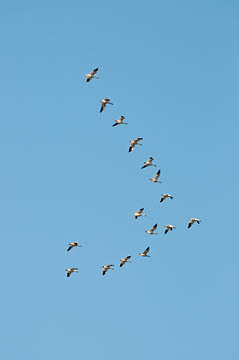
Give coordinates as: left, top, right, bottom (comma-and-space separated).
1, 1, 239, 359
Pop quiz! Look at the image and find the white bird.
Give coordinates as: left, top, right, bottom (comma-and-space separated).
164, 224, 176, 234
141, 157, 157, 169
112, 116, 128, 127
100, 98, 113, 113
149, 169, 162, 183
139, 246, 150, 257
120, 256, 131, 267
102, 264, 114, 276
67, 242, 82, 252
160, 194, 173, 203
65, 268, 78, 277
85, 68, 99, 82
145, 223, 158, 234
129, 138, 143, 152
188, 218, 201, 228
134, 208, 146, 219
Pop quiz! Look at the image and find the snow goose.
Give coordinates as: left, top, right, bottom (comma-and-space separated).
65, 268, 78, 277
129, 138, 143, 152
141, 157, 156, 169
164, 224, 176, 234
149, 169, 162, 183
134, 208, 146, 219
100, 98, 113, 113
188, 218, 201, 228
86, 68, 99, 82
139, 246, 150, 257
112, 116, 128, 127
120, 256, 131, 267
145, 223, 158, 235
102, 264, 114, 276
160, 194, 173, 203
67, 242, 82, 252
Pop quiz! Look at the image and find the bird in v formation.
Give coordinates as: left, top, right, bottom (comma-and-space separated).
64, 67, 202, 278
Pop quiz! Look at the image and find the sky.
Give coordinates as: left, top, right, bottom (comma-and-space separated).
0, 0, 239, 359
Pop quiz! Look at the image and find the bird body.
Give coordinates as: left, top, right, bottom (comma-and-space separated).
141, 157, 156, 169
102, 264, 114, 276
164, 224, 176, 234
67, 242, 82, 252
160, 194, 173, 203
145, 223, 158, 234
134, 208, 146, 219
188, 218, 201, 228
149, 169, 162, 183
86, 68, 99, 82
139, 246, 150, 257
129, 138, 143, 152
120, 256, 131, 267
65, 268, 78, 277
112, 116, 128, 127
100, 98, 113, 113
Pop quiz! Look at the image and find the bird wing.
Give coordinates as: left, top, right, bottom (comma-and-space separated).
67, 245, 73, 251
86, 77, 91, 82
67, 271, 71, 277
152, 224, 157, 230
141, 164, 147, 169
188, 222, 192, 228
143, 247, 150, 255
91, 68, 98, 75
164, 229, 168, 234
102, 269, 106, 275
129, 145, 134, 152
139, 208, 144, 214
100, 103, 105, 113
126, 256, 131, 260
112, 122, 119, 127
156, 169, 161, 178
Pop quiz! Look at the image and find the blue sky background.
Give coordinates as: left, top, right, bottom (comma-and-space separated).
0, 1, 239, 359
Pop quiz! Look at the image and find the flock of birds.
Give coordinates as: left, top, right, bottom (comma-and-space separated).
65, 67, 201, 278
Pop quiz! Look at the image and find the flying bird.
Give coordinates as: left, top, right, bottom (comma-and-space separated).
139, 246, 150, 257
85, 68, 99, 82
134, 208, 146, 219
129, 138, 143, 152
149, 169, 162, 183
164, 224, 176, 234
112, 116, 128, 127
65, 268, 78, 277
145, 223, 158, 235
188, 218, 201, 228
141, 157, 156, 169
102, 264, 114, 276
100, 98, 113, 113
160, 194, 173, 203
67, 242, 82, 252
120, 256, 131, 267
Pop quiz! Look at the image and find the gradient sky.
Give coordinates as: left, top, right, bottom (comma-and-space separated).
1, 1, 239, 359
